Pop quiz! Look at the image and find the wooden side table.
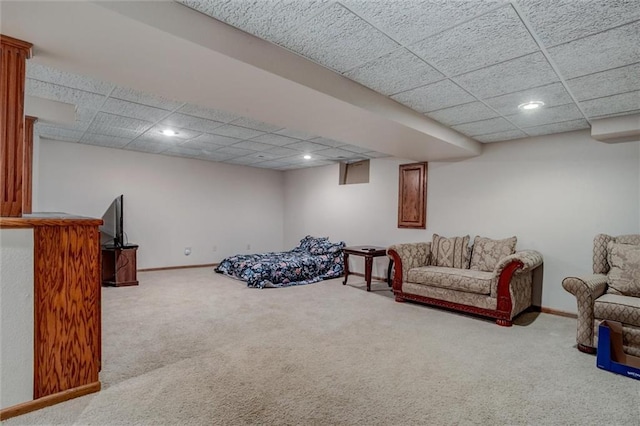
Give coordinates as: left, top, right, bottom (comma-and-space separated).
102, 245, 139, 287
342, 245, 391, 292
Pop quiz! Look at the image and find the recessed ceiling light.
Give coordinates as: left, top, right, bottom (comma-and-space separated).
160, 129, 179, 136
303, 155, 312, 160
518, 101, 545, 110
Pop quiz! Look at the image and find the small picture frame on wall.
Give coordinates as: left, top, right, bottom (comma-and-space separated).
398, 162, 427, 229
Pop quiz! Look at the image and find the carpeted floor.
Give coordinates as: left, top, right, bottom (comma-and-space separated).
4, 268, 640, 425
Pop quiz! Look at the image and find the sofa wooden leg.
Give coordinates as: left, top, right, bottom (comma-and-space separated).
395, 296, 405, 303
496, 318, 512, 327
577, 344, 596, 354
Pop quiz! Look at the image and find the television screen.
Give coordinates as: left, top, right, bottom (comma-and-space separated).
100, 195, 124, 247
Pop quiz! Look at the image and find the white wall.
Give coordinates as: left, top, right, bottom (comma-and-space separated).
38, 140, 285, 269
0, 229, 34, 409
284, 130, 640, 313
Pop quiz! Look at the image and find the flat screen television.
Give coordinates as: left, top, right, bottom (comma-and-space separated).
100, 194, 124, 248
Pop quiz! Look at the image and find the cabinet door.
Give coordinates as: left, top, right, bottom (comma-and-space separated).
398, 162, 427, 229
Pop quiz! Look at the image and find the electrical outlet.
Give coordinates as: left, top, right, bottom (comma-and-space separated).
184, 247, 191, 256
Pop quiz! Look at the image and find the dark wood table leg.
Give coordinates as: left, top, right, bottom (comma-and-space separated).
387, 259, 393, 287
343, 252, 350, 285
365, 255, 373, 291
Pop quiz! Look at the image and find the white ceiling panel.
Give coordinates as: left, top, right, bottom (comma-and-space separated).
125, 138, 175, 154
165, 146, 203, 157
214, 145, 255, 157
26, 79, 106, 110
391, 79, 476, 113
86, 112, 152, 136
484, 82, 573, 116
36, 124, 84, 142
507, 103, 584, 128
162, 113, 224, 134
110, 87, 183, 111
143, 124, 202, 141
179, 139, 224, 151
426, 101, 499, 126
251, 133, 301, 146
211, 124, 265, 139
230, 140, 276, 151
252, 160, 291, 169
27, 62, 114, 95
344, 48, 443, 96
523, 119, 590, 137
580, 91, 640, 119
411, 5, 538, 77
310, 137, 347, 148
274, 128, 317, 140
315, 147, 364, 160
284, 140, 331, 153
452, 117, 518, 137
362, 151, 390, 158
341, 143, 375, 154
567, 63, 640, 102
187, 133, 239, 146
262, 146, 300, 157
80, 133, 131, 148
224, 155, 266, 166
229, 117, 284, 132
454, 52, 559, 99
547, 21, 640, 80
516, 0, 640, 46
197, 150, 238, 162
474, 129, 528, 143
101, 98, 170, 123
342, 0, 504, 46
178, 103, 241, 123
277, 3, 400, 73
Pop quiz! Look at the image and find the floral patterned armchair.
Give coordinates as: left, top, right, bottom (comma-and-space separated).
562, 234, 640, 355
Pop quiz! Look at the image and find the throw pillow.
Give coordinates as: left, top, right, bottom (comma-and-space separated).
430, 234, 470, 269
607, 242, 640, 297
469, 236, 517, 272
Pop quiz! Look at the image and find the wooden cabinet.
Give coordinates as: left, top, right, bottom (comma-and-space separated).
102, 246, 138, 287
398, 162, 428, 229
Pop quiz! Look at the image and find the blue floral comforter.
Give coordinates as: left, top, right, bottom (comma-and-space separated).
215, 236, 345, 288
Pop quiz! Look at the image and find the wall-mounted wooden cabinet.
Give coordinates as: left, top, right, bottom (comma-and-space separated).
398, 162, 427, 229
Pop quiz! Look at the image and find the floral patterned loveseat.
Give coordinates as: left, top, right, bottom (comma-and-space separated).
387, 234, 543, 326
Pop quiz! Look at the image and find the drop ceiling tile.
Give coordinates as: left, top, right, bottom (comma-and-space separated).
101, 98, 169, 123
547, 22, 640, 80
426, 102, 499, 126
516, 0, 640, 46
252, 160, 291, 169
588, 109, 640, 120
88, 112, 152, 132
180, 139, 225, 151
251, 133, 300, 146
278, 3, 400, 73
310, 137, 346, 148
125, 139, 174, 154
508, 103, 584, 128
177, 103, 241, 123
567, 63, 640, 102
110, 87, 183, 111
474, 130, 528, 143
238, 151, 283, 162
229, 117, 284, 132
188, 133, 239, 146
274, 128, 316, 140
315, 147, 364, 161
26, 79, 106, 110
284, 141, 330, 153
178, 0, 329, 45
454, 52, 559, 98
344, 48, 443, 96
452, 117, 518, 137
74, 108, 97, 129
391, 79, 476, 113
263, 146, 300, 157
224, 156, 266, 166
162, 113, 224, 134
211, 124, 265, 139
411, 6, 538, 77
342, 0, 502, 45
231, 140, 275, 151
198, 150, 238, 162
214, 146, 255, 157
483, 82, 573, 116
27, 63, 114, 95
580, 91, 640, 118
143, 125, 202, 141
523, 119, 590, 137
164, 146, 203, 158
80, 133, 131, 149
36, 125, 84, 142
341, 144, 373, 154
362, 151, 390, 159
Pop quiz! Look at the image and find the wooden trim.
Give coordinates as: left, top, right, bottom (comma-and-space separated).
0, 214, 103, 228
0, 382, 100, 421
0, 35, 33, 55
138, 263, 218, 272
22, 116, 37, 214
397, 162, 427, 229
531, 306, 577, 319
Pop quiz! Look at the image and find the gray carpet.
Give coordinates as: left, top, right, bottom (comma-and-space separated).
4, 268, 640, 425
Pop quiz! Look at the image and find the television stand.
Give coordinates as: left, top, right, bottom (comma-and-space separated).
102, 245, 139, 286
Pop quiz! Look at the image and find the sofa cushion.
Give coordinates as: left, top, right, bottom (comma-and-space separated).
430, 234, 470, 269
607, 242, 640, 297
469, 236, 517, 272
406, 266, 493, 295
594, 293, 640, 328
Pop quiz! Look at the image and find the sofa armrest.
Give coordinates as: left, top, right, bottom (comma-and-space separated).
562, 274, 608, 349
387, 242, 431, 291
494, 250, 543, 275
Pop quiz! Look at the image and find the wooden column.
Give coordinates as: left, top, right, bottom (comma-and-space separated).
1, 35, 32, 217
23, 116, 37, 214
